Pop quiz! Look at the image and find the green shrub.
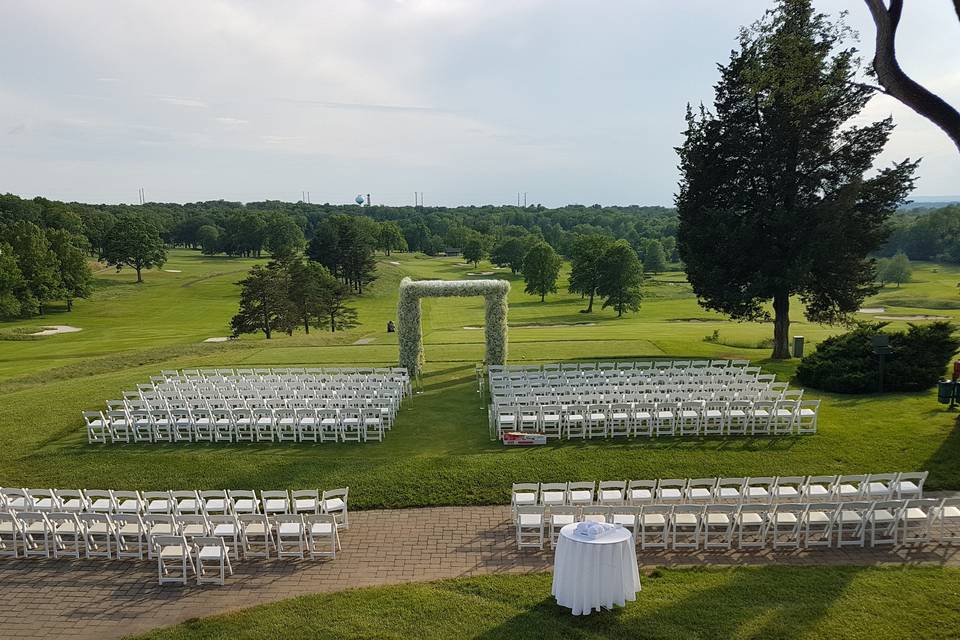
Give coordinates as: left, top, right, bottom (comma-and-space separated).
796, 321, 960, 393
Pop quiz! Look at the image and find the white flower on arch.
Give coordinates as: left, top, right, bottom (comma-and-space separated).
397, 277, 510, 377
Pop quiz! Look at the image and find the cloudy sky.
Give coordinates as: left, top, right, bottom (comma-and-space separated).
1, 0, 957, 207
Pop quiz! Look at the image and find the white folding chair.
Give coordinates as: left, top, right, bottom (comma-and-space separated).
194, 536, 233, 585
685, 478, 717, 504
803, 502, 838, 548
835, 475, 867, 501
0, 512, 22, 558
581, 506, 609, 524
894, 472, 927, 500
52, 489, 87, 513
864, 473, 898, 500
656, 479, 686, 505
802, 476, 836, 502
292, 490, 320, 515
144, 515, 178, 559
539, 483, 568, 509
627, 480, 655, 506
567, 482, 595, 509
563, 405, 586, 439
200, 490, 230, 516
735, 504, 769, 549
83, 411, 109, 444
836, 501, 871, 548
172, 490, 201, 515
48, 512, 82, 559
670, 505, 703, 549
239, 513, 273, 558
261, 490, 290, 516
512, 483, 539, 514
26, 489, 59, 512
548, 506, 577, 548
770, 503, 805, 549
304, 513, 340, 559
273, 514, 307, 559
796, 400, 819, 434
155, 534, 193, 585
598, 481, 626, 506
868, 500, 905, 547
17, 512, 52, 558
744, 477, 774, 503
639, 505, 671, 550
322, 488, 349, 529
515, 506, 545, 549
79, 512, 115, 559
228, 490, 259, 515
715, 478, 745, 504
209, 514, 241, 559
112, 490, 143, 515
609, 505, 638, 538
703, 505, 736, 550
901, 498, 938, 545
935, 497, 960, 544
113, 513, 148, 560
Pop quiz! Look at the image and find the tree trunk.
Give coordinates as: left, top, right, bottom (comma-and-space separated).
330, 314, 336, 332
304, 316, 310, 334
540, 292, 545, 302
136, 266, 143, 283
585, 289, 595, 313
771, 292, 791, 359
66, 298, 73, 311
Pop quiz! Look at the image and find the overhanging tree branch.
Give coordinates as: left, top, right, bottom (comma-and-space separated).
864, 0, 960, 153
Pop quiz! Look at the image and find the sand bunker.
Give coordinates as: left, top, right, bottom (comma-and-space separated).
668, 318, 717, 323
464, 326, 483, 330
875, 314, 948, 321
467, 271, 495, 276
31, 325, 82, 336
389, 261, 400, 265
859, 307, 885, 313
203, 336, 230, 343
353, 337, 376, 345
164, 269, 182, 273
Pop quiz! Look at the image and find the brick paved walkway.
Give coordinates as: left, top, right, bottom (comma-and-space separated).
1, 505, 958, 639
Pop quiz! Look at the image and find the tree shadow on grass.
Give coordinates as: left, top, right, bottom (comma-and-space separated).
471, 566, 860, 640
923, 411, 960, 490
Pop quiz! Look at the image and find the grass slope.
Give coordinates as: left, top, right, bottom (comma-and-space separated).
0, 251, 958, 501
134, 568, 960, 640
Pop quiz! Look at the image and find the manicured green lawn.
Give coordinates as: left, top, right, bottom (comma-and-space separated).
0, 251, 957, 503
133, 567, 960, 640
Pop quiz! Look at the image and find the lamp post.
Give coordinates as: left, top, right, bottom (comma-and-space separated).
871, 334, 891, 393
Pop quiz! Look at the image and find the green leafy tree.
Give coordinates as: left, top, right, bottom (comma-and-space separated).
230, 263, 295, 339
522, 241, 562, 302
568, 233, 613, 313
642, 238, 668, 274
0, 242, 31, 318
101, 214, 167, 283
80, 210, 115, 257
676, 0, 918, 359
661, 236, 678, 262
46, 229, 92, 311
263, 213, 305, 260
490, 237, 529, 274
463, 238, 485, 268
2, 220, 63, 314
878, 250, 911, 287
378, 221, 407, 255
597, 240, 644, 317
196, 225, 221, 255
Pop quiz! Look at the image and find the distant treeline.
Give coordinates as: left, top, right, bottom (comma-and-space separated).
0, 194, 678, 260
880, 205, 960, 263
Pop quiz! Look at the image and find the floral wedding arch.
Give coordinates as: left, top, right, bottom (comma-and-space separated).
397, 277, 510, 377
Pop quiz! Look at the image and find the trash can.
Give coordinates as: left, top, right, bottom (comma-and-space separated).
938, 379, 956, 405
792, 336, 804, 359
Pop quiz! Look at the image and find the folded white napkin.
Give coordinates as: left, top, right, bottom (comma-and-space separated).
574, 521, 613, 539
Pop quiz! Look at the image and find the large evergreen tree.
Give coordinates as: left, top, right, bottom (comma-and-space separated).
101, 214, 167, 283
522, 241, 562, 302
597, 240, 644, 317
568, 233, 613, 313
230, 263, 294, 339
676, 0, 918, 359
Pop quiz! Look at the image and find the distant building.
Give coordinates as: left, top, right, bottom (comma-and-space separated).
444, 247, 462, 257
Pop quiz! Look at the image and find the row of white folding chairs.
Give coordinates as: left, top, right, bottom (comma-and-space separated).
0, 487, 349, 523
490, 388, 796, 407
492, 367, 765, 379
493, 360, 751, 374
161, 366, 408, 379
490, 373, 772, 390
493, 399, 819, 439
0, 511, 342, 582
149, 379, 407, 395
118, 394, 399, 412
158, 370, 410, 393
510, 474, 928, 509
84, 406, 389, 444
514, 499, 960, 550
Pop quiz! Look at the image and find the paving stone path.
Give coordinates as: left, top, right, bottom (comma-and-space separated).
1, 505, 958, 639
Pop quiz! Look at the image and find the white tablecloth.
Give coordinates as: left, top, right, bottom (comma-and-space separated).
551, 522, 641, 615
